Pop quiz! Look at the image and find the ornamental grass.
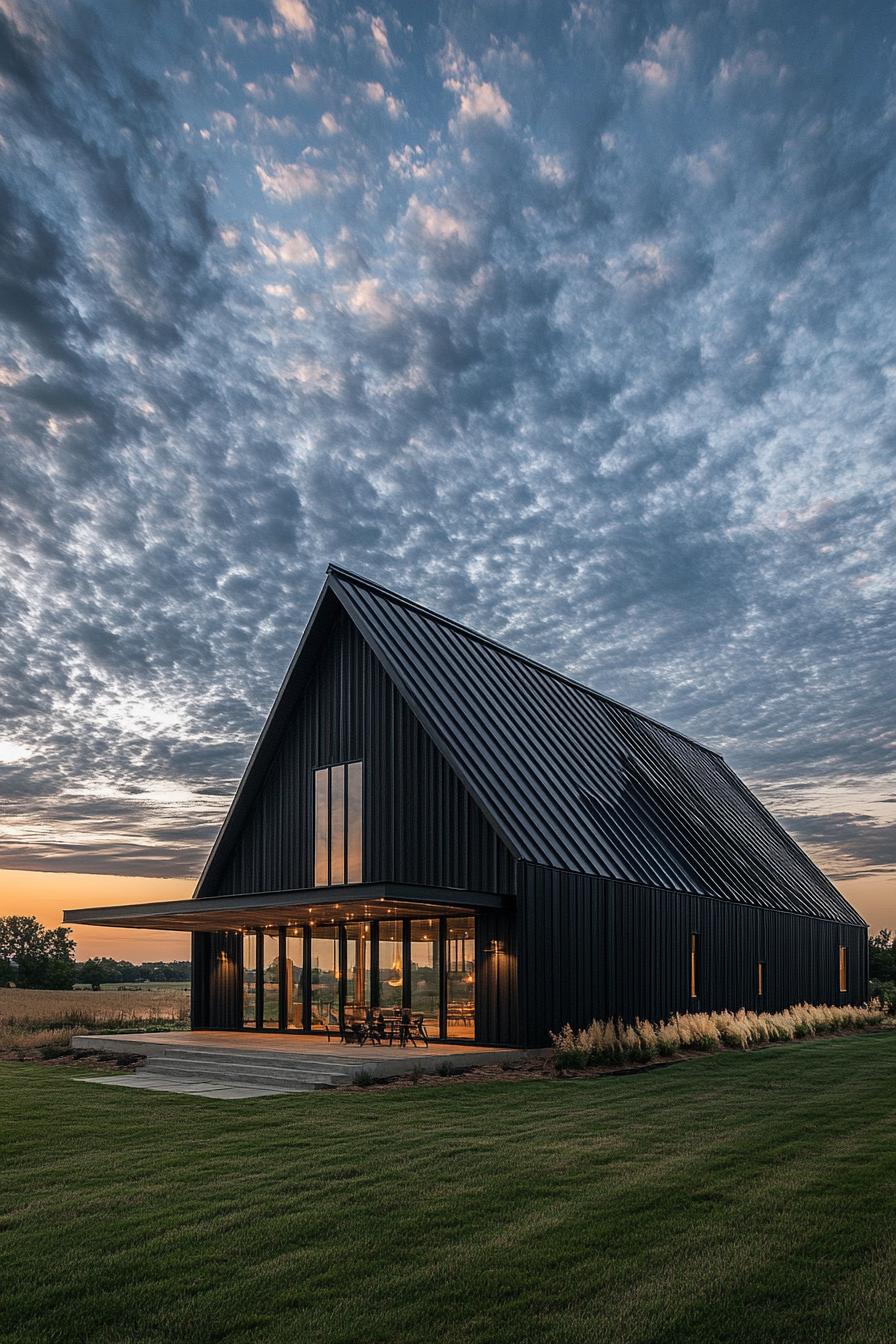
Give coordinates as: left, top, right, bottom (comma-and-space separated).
551, 1001, 889, 1071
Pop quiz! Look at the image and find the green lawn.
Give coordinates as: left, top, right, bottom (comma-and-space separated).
2, 1036, 895, 1344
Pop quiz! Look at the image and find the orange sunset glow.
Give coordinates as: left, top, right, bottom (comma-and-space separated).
0, 870, 192, 961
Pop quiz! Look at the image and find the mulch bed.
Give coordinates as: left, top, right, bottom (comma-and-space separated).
336, 1053, 692, 1091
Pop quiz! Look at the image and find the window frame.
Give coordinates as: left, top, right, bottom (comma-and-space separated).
838, 945, 847, 995
313, 760, 363, 887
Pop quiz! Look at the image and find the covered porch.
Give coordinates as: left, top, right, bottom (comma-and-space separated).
65, 881, 516, 1047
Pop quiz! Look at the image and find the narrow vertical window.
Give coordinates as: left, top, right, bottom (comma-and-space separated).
243, 930, 258, 1027
757, 961, 765, 999
330, 763, 346, 885
838, 945, 847, 994
314, 768, 329, 887
313, 762, 363, 887
346, 760, 363, 884
689, 932, 699, 1000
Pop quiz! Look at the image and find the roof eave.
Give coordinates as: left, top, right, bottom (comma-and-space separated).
65, 880, 506, 930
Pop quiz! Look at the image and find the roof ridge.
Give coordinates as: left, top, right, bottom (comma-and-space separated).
326, 563, 722, 758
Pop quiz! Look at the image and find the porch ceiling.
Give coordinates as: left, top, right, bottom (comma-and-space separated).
63, 881, 505, 932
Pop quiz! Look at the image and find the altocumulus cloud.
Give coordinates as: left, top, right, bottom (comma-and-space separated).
0, 0, 894, 888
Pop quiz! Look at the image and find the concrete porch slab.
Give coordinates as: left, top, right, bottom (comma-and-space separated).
72, 1030, 537, 1081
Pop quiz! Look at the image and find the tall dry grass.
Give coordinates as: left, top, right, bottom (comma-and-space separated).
551, 1001, 890, 1070
0, 987, 190, 1055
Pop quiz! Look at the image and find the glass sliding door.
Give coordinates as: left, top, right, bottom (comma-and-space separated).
410, 919, 440, 1038
239, 913, 477, 1039
446, 915, 475, 1038
377, 920, 404, 1010
243, 931, 258, 1027
285, 931, 305, 1030
344, 922, 371, 1024
310, 927, 340, 1033
261, 934, 280, 1029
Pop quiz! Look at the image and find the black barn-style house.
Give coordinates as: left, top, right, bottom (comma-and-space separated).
67, 566, 868, 1047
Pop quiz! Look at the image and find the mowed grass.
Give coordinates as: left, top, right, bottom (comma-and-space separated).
2, 1035, 895, 1344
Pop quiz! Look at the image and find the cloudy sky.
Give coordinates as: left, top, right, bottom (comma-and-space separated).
1, 0, 894, 955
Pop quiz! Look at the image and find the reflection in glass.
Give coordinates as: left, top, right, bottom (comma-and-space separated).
330, 764, 346, 885
446, 916, 475, 1038
243, 931, 257, 1027
285, 932, 305, 1029
344, 922, 370, 1023
378, 920, 404, 1010
314, 768, 329, 887
262, 934, 280, 1028
347, 761, 363, 883
311, 927, 340, 1032
410, 919, 440, 1037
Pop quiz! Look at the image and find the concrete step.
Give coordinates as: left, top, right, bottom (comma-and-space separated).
149, 1050, 362, 1078
144, 1059, 355, 1090
152, 1046, 362, 1071
143, 1050, 365, 1089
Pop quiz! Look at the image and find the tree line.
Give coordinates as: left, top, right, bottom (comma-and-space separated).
0, 916, 190, 989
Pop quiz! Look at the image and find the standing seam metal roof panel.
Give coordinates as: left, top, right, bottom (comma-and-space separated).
329, 568, 863, 926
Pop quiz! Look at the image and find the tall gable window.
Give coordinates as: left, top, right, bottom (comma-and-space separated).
314, 762, 363, 886
838, 945, 847, 994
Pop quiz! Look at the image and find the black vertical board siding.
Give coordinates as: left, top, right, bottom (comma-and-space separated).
515, 862, 870, 1047
191, 931, 242, 1030
476, 906, 519, 1045
209, 611, 515, 899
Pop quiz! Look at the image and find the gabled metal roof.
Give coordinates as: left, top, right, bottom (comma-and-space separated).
191, 564, 862, 926
327, 567, 863, 926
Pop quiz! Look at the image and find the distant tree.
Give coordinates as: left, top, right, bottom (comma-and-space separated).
74, 957, 139, 985
74, 958, 191, 984
869, 930, 896, 982
135, 961, 191, 982
0, 916, 76, 989
78, 958, 109, 989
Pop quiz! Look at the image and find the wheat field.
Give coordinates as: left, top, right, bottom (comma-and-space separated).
0, 986, 190, 1053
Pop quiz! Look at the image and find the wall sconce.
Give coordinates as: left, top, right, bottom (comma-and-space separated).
485, 939, 502, 954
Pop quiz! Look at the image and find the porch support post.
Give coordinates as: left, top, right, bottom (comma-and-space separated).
402, 920, 412, 1011
302, 926, 311, 1032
